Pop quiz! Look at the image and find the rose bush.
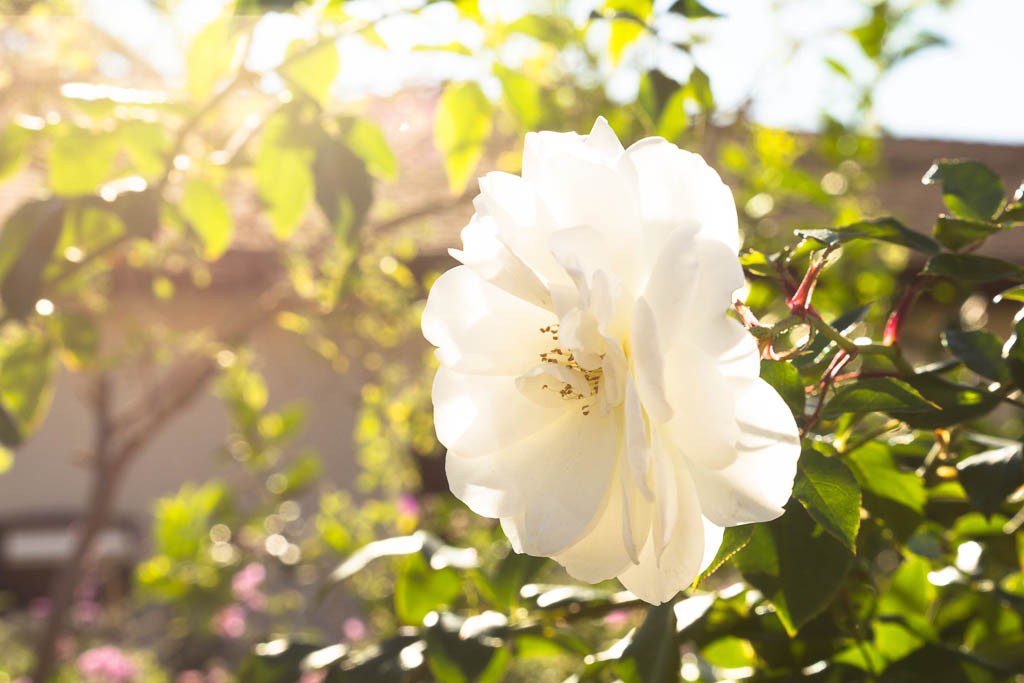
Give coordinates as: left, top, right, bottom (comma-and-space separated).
423, 118, 800, 603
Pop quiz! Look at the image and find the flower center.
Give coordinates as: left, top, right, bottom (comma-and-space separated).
535, 324, 603, 416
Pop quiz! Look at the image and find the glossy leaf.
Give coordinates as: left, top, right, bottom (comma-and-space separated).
822, 377, 935, 419
846, 442, 926, 514
933, 215, 1001, 252
734, 504, 853, 635
797, 218, 939, 255
793, 448, 861, 552
924, 253, 1024, 282
956, 444, 1024, 515
923, 159, 1005, 221
942, 329, 1009, 383
616, 603, 679, 683
761, 359, 805, 416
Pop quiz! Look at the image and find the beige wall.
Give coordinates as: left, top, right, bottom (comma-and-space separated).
0, 288, 369, 535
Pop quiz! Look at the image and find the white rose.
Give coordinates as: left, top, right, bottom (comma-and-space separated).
422, 117, 800, 604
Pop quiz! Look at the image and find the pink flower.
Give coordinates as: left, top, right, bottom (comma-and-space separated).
175, 672, 206, 683
212, 604, 247, 639
603, 609, 631, 626
231, 563, 267, 610
342, 617, 367, 641
76, 646, 136, 683
397, 494, 420, 519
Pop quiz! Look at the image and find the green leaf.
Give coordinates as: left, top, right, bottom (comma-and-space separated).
956, 444, 1024, 516
396, 553, 462, 625
893, 374, 1001, 429
0, 198, 65, 319
667, 0, 720, 18
924, 253, 1024, 282
280, 40, 340, 104
933, 215, 1002, 251
760, 359, 805, 416
180, 178, 234, 260
0, 404, 22, 447
797, 218, 939, 255
793, 448, 861, 552
257, 110, 315, 239
739, 248, 775, 278
238, 640, 322, 683
700, 637, 755, 668
1003, 307, 1024, 388
495, 65, 542, 130
923, 159, 1005, 221
846, 442, 926, 514
607, 16, 645, 66
734, 504, 853, 635
616, 603, 679, 683
822, 377, 935, 419
695, 525, 754, 585
345, 118, 397, 181
0, 123, 33, 182
313, 134, 373, 243
434, 82, 492, 194
48, 127, 118, 196
941, 329, 1009, 383
187, 18, 241, 100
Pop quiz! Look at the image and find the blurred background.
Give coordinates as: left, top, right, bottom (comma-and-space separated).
0, 0, 1021, 680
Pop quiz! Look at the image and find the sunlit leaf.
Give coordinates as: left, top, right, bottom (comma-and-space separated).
187, 17, 242, 100
761, 359, 805, 416
257, 110, 315, 240
495, 64, 542, 130
435, 82, 492, 194
280, 40, 340, 104
345, 118, 397, 181
180, 178, 234, 259
616, 602, 679, 683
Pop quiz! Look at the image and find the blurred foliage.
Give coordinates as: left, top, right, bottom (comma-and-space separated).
1, 0, 1022, 682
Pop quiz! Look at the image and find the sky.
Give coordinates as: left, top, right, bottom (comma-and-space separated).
80, 0, 1024, 145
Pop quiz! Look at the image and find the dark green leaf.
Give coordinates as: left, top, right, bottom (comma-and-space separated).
0, 199, 65, 319
0, 327, 56, 439
423, 612, 506, 683
1003, 307, 1024, 387
822, 377, 935, 419
239, 639, 322, 683
924, 253, 1024, 282
956, 444, 1024, 516
760, 359, 805, 416
616, 603, 680, 683
734, 504, 853, 635
793, 448, 861, 552
797, 218, 939, 255
923, 159, 1005, 221
0, 403, 21, 447
941, 329, 1010, 383
667, 0, 720, 18
933, 215, 1002, 251
893, 374, 1001, 429
314, 133, 374, 243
